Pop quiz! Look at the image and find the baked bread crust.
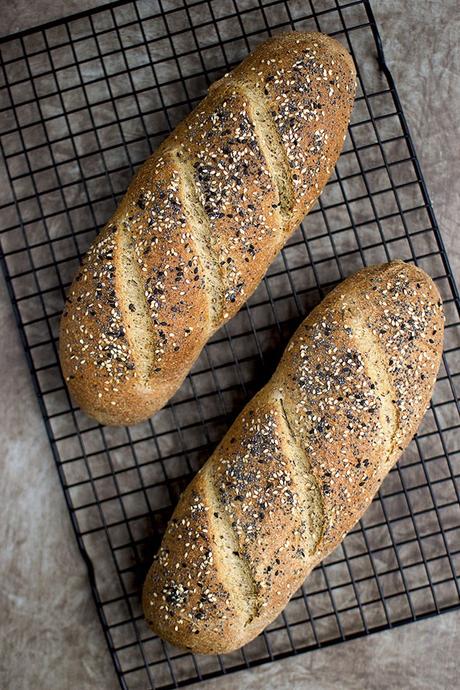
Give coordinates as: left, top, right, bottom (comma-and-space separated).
142, 261, 444, 654
59, 32, 356, 425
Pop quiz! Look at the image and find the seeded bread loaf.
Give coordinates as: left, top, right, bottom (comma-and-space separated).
142, 260, 444, 654
59, 31, 356, 425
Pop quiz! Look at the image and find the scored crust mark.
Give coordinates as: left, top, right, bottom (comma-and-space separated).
349, 312, 400, 465
61, 225, 136, 387
173, 79, 294, 327
117, 224, 158, 381
203, 469, 259, 627
276, 396, 324, 558
173, 149, 226, 326
364, 264, 444, 447
175, 85, 283, 320
233, 32, 356, 214
206, 399, 325, 635
277, 305, 402, 555
235, 81, 295, 219
143, 480, 240, 651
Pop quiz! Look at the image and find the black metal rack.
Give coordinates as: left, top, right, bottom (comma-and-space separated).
1, 1, 459, 688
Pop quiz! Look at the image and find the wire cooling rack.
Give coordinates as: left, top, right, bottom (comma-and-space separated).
1, 0, 459, 688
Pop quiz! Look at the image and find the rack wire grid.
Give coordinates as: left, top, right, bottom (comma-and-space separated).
1, 0, 459, 688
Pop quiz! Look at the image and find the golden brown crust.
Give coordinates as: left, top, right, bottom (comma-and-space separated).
142, 261, 444, 653
60, 151, 211, 425
232, 30, 356, 227
59, 31, 356, 425
144, 473, 249, 654
173, 84, 282, 320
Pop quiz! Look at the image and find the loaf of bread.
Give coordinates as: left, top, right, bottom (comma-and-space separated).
142, 261, 444, 654
59, 32, 356, 425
